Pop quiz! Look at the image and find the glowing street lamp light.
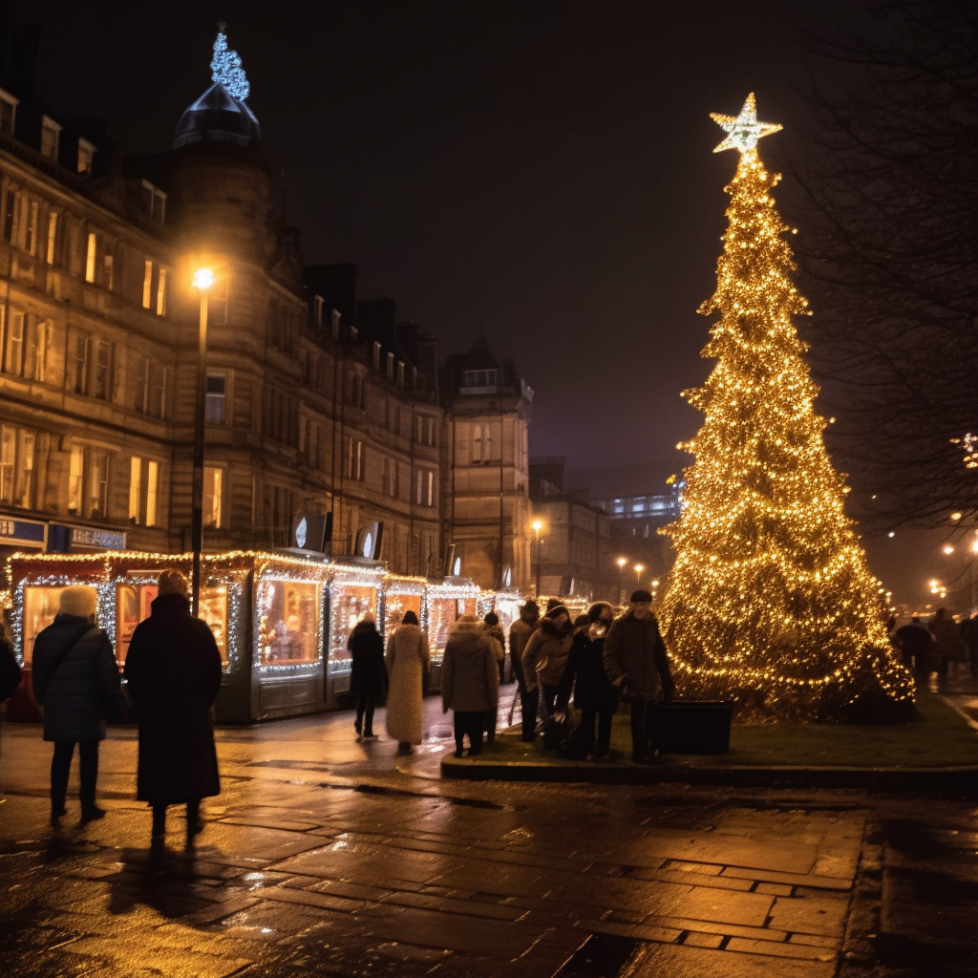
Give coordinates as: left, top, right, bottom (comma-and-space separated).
616, 557, 627, 604
634, 563, 644, 588
191, 267, 215, 618
532, 519, 544, 597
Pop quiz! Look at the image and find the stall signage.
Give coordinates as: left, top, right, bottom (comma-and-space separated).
0, 517, 46, 547
69, 526, 127, 550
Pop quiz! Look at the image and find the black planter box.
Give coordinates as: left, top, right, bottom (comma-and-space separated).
654, 700, 734, 754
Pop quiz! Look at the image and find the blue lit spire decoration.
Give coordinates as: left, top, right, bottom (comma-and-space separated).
210, 23, 250, 101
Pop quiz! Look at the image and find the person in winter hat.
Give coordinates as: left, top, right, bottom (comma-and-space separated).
521, 603, 574, 727
558, 601, 618, 760
32, 585, 122, 827
125, 569, 222, 844
509, 600, 540, 741
442, 615, 499, 757
603, 589, 674, 764
348, 614, 387, 740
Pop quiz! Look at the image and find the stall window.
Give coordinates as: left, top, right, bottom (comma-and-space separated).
331, 586, 376, 660
22, 586, 96, 665
257, 580, 320, 664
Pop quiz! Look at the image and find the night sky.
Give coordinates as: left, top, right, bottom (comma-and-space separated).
9, 1, 952, 607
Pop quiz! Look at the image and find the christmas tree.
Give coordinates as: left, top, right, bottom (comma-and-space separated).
659, 94, 913, 722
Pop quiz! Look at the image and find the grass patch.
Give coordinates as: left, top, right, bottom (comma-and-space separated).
489, 689, 978, 769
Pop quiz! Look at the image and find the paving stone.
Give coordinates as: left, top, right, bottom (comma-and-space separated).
635, 866, 755, 891
721, 866, 852, 891
767, 892, 848, 937
382, 890, 525, 920
255, 884, 367, 914
755, 882, 793, 896
628, 940, 838, 978
725, 937, 837, 961
574, 916, 684, 945
683, 931, 725, 949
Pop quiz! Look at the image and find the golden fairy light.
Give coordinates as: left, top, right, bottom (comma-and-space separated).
659, 94, 913, 721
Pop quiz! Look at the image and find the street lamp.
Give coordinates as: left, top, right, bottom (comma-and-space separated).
191, 267, 215, 618
634, 563, 644, 589
532, 519, 543, 597
616, 557, 627, 604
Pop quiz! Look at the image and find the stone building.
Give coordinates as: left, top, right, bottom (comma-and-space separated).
0, 29, 527, 587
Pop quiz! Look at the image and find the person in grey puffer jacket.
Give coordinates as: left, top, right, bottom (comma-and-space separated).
32, 586, 122, 826
442, 615, 499, 757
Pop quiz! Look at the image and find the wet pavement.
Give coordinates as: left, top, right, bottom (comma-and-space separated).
1, 687, 977, 977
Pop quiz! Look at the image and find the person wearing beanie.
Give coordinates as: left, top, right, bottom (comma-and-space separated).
125, 569, 223, 844
557, 602, 619, 760
509, 600, 540, 741
603, 589, 674, 764
521, 604, 574, 728
442, 615, 499, 757
32, 585, 123, 827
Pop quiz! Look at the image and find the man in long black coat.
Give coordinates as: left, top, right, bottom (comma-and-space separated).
124, 569, 222, 844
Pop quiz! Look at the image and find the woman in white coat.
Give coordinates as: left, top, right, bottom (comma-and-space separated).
385, 611, 430, 753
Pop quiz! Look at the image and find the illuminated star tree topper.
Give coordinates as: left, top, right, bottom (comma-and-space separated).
657, 94, 913, 722
210, 24, 250, 101
710, 92, 781, 154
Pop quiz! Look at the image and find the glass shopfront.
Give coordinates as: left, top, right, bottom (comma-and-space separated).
257, 579, 321, 665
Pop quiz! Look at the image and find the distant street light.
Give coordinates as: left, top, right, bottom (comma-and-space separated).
191, 267, 215, 618
532, 519, 544, 597
617, 557, 627, 604
634, 563, 644, 588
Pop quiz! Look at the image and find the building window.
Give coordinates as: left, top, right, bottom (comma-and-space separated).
103, 254, 114, 291
141, 180, 166, 224
156, 266, 167, 315
348, 373, 365, 409
129, 456, 160, 526
85, 232, 97, 283
463, 368, 498, 388
205, 373, 226, 424
4, 310, 23, 375
69, 446, 109, 518
26, 318, 50, 382
204, 466, 223, 528
77, 138, 96, 175
142, 260, 153, 309
346, 438, 363, 481
0, 425, 35, 507
0, 89, 18, 135
136, 358, 151, 414
472, 423, 493, 463
2, 187, 18, 242
383, 457, 398, 498
153, 365, 169, 419
24, 199, 37, 256
71, 334, 112, 400
415, 470, 434, 507
45, 211, 59, 264
40, 116, 61, 160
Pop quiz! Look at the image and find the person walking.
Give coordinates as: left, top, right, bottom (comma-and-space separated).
442, 615, 499, 757
930, 608, 963, 677
385, 610, 430, 754
348, 614, 386, 741
521, 603, 574, 727
31, 586, 122, 827
124, 569, 222, 844
557, 602, 618, 760
483, 611, 506, 743
509, 600, 540, 741
603, 589, 675, 763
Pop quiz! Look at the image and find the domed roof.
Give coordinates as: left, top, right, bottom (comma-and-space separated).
173, 81, 261, 150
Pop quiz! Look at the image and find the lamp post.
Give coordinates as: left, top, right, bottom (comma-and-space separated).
191, 267, 215, 618
532, 519, 543, 597
634, 563, 644, 590
616, 557, 626, 604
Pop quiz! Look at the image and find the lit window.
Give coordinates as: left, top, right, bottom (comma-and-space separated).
128, 457, 142, 521
146, 461, 159, 527
87, 450, 109, 518
40, 116, 61, 161
26, 318, 50, 382
68, 447, 83, 512
426, 471, 434, 507
346, 438, 363, 481
155, 266, 167, 315
92, 340, 111, 400
142, 260, 153, 309
85, 232, 97, 283
203, 466, 223, 528
77, 138, 96, 175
